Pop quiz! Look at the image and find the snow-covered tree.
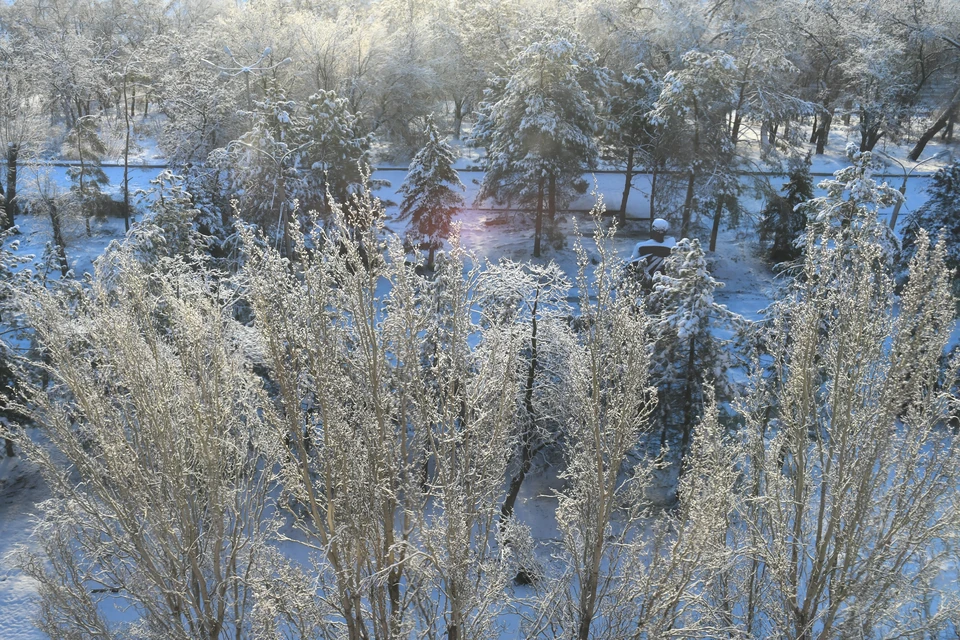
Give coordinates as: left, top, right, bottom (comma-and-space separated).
798, 146, 901, 263
299, 89, 372, 210
220, 85, 304, 255
760, 153, 813, 265
474, 29, 609, 257
5, 255, 279, 639
607, 64, 662, 227
241, 189, 520, 638
648, 237, 737, 459
0, 225, 29, 458
66, 115, 111, 237
649, 50, 738, 241
528, 204, 657, 640
98, 170, 208, 280
475, 256, 572, 526
900, 160, 960, 300
397, 116, 464, 268
738, 223, 960, 639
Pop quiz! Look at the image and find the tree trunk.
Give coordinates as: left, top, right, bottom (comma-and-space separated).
453, 97, 465, 139
501, 290, 540, 523
815, 110, 831, 155
76, 126, 92, 237
681, 169, 695, 239
6, 143, 18, 229
809, 113, 819, 144
46, 198, 69, 277
548, 173, 556, 221
122, 76, 132, 232
619, 147, 634, 227
533, 176, 544, 258
0, 166, 7, 230
731, 113, 743, 146
909, 86, 960, 160
709, 196, 723, 252
4, 438, 13, 458
649, 166, 658, 233
680, 336, 697, 460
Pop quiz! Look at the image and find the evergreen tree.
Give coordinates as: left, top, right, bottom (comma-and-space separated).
798, 146, 901, 265
901, 160, 960, 299
0, 225, 28, 458
300, 90, 372, 210
221, 85, 304, 256
473, 29, 609, 257
397, 116, 464, 269
760, 153, 813, 265
648, 238, 737, 461
649, 51, 738, 241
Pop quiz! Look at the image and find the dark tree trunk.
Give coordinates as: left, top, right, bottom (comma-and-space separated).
45, 198, 70, 277
6, 143, 18, 228
500, 289, 540, 523
681, 169, 695, 239
453, 96, 466, 139
619, 147, 634, 227
731, 113, 743, 146
809, 113, 819, 144
548, 174, 556, 221
942, 111, 955, 142
909, 87, 960, 160
122, 77, 132, 232
709, 197, 723, 252
680, 336, 698, 460
0, 167, 7, 230
4, 438, 13, 458
815, 110, 832, 155
649, 166, 658, 234
533, 176, 544, 258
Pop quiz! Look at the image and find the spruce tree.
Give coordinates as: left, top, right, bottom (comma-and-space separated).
397, 116, 464, 269
66, 116, 110, 237
648, 238, 736, 460
761, 153, 813, 265
300, 90, 372, 210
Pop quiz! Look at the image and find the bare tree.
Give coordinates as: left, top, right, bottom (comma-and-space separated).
5, 252, 279, 639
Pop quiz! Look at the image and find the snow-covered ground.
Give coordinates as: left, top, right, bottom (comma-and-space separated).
0, 457, 46, 640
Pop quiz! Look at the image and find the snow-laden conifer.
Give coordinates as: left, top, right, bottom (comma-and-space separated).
901, 159, 960, 300
648, 237, 738, 458
397, 115, 464, 268
473, 29, 608, 257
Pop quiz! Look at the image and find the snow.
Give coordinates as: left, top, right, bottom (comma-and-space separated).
0, 456, 46, 640
0, 121, 955, 638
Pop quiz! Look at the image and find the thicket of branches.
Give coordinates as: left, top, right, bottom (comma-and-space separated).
3, 164, 959, 637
